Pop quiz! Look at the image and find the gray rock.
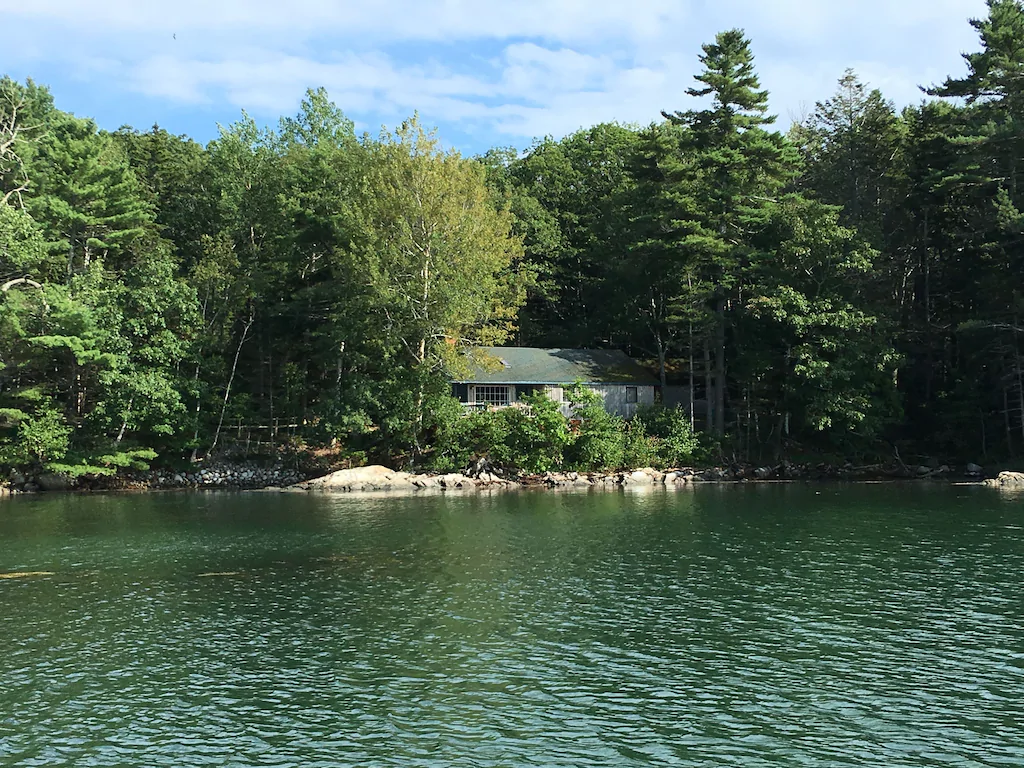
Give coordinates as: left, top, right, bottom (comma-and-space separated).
439, 473, 476, 489
624, 470, 654, 485
966, 463, 983, 477
37, 473, 74, 492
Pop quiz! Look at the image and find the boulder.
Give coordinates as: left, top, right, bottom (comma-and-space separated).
37, 473, 74, 492
624, 470, 654, 485
754, 467, 773, 480
984, 471, 1024, 488
439, 473, 476, 490
303, 465, 416, 492
966, 463, 983, 477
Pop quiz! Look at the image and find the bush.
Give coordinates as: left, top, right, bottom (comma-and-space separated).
563, 383, 624, 470
495, 392, 570, 473
623, 416, 659, 469
636, 404, 702, 467
427, 392, 570, 473
425, 390, 704, 474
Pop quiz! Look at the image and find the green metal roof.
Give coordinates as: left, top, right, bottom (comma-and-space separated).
453, 347, 659, 386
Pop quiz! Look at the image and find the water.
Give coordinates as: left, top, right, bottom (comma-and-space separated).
1, 485, 1022, 767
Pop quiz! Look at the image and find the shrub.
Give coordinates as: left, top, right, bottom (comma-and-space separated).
496, 392, 571, 473
622, 416, 659, 469
636, 404, 702, 467
564, 382, 624, 470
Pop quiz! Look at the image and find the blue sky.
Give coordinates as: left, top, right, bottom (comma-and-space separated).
1, 0, 988, 154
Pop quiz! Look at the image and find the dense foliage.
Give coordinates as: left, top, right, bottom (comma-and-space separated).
3, 2, 1024, 477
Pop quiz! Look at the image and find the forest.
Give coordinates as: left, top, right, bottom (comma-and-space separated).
2, 0, 1024, 478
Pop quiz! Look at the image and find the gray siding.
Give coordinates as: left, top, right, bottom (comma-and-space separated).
543, 384, 654, 418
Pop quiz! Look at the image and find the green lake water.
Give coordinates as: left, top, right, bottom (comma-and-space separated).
1, 485, 1023, 767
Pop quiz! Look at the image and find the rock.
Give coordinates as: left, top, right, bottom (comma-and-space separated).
915, 465, 932, 476
37, 473, 76, 492
754, 467, 773, 480
22, 482, 40, 492
984, 471, 1024, 488
303, 465, 416, 492
439, 473, 476, 489
624, 470, 654, 485
966, 463, 983, 477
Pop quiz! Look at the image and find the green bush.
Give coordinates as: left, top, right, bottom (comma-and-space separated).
426, 390, 705, 474
622, 416, 659, 469
636, 404, 702, 467
564, 382, 624, 470
495, 392, 571, 473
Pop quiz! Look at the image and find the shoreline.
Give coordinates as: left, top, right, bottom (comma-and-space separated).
2, 462, 1022, 498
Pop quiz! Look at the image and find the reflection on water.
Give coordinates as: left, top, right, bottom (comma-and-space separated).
1, 485, 1023, 767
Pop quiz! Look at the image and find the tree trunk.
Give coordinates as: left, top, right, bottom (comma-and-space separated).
654, 328, 667, 390
714, 297, 726, 437
688, 318, 695, 432
115, 397, 134, 446
210, 309, 255, 456
1005, 385, 1014, 455
704, 337, 713, 433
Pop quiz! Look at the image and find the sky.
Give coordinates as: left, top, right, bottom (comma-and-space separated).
0, 0, 989, 154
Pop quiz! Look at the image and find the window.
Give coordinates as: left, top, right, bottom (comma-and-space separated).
625, 386, 638, 404
474, 385, 512, 407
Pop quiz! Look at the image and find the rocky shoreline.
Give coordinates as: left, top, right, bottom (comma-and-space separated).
285, 463, 1024, 494
1, 461, 304, 495
2, 462, 1022, 497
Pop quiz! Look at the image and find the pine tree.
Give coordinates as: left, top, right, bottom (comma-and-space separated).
659, 29, 800, 435
27, 114, 152, 281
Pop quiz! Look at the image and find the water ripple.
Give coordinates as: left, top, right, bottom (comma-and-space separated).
1, 486, 1023, 766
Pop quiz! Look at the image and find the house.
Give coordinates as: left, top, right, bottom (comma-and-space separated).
451, 347, 659, 418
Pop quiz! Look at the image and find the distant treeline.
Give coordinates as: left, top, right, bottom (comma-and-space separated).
1, 0, 1023, 477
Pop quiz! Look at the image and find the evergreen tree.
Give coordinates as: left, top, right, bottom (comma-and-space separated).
660, 29, 800, 435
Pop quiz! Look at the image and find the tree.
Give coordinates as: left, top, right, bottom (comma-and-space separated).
739, 196, 899, 457
27, 113, 152, 281
659, 29, 800, 435
507, 124, 640, 347
360, 117, 525, 453
792, 70, 904, 250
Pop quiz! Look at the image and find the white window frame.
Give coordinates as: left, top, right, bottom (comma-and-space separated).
473, 385, 512, 407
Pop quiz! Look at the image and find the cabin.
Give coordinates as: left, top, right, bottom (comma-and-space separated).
452, 347, 659, 419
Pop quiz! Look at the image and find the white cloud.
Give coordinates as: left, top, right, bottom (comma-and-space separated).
0, 0, 993, 148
